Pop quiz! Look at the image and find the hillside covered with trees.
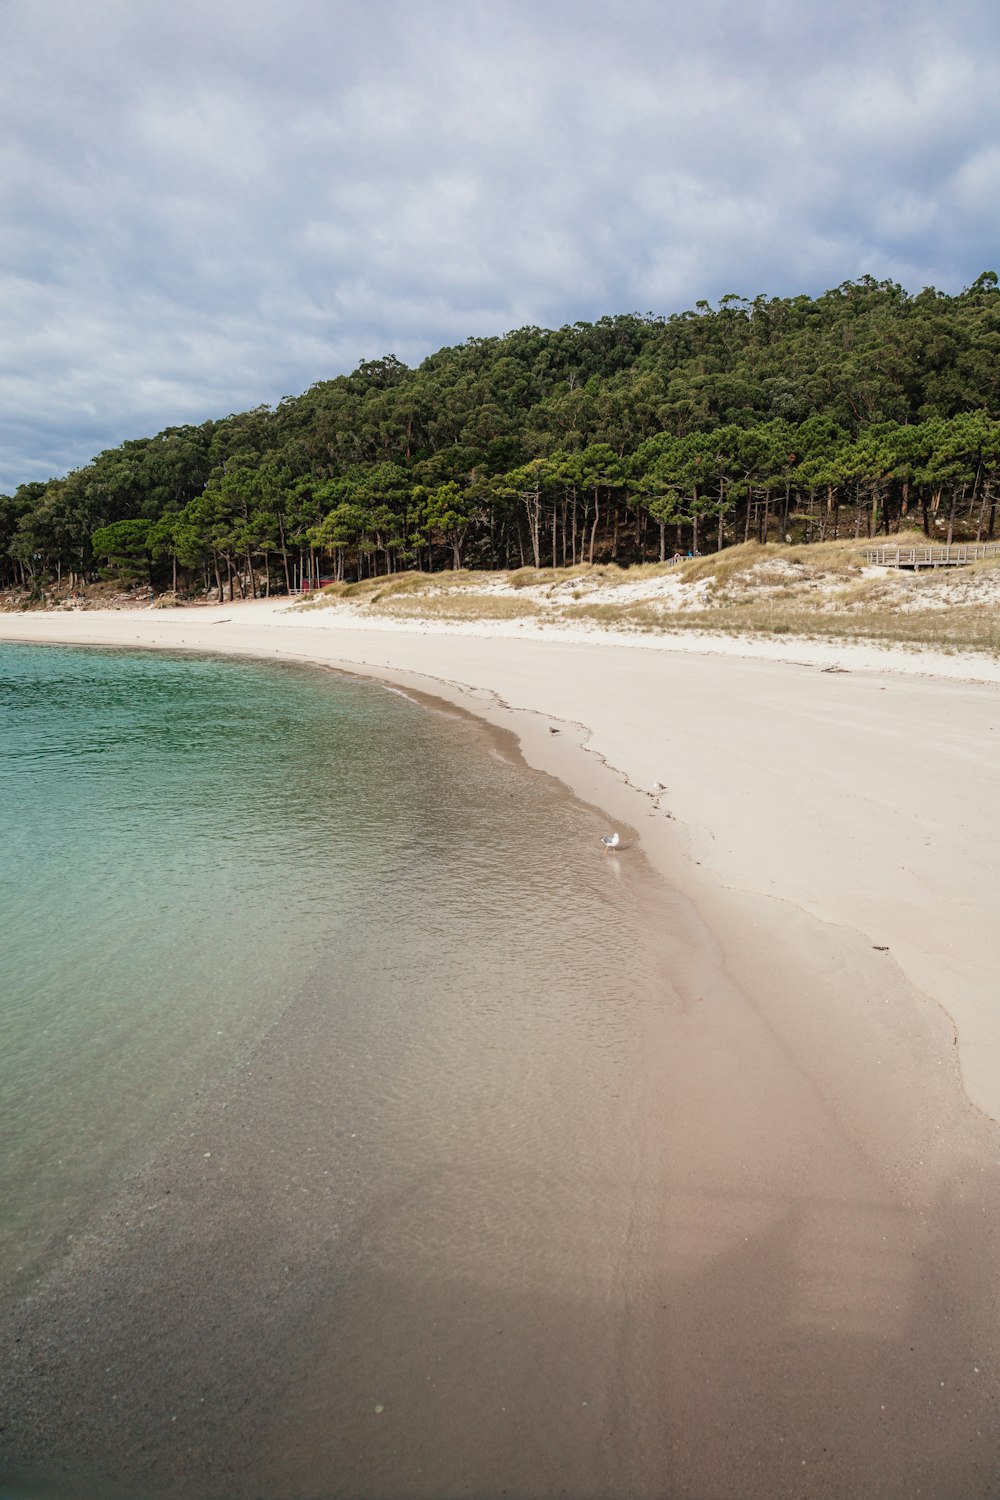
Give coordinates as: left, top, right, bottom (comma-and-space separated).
3, 273, 1000, 600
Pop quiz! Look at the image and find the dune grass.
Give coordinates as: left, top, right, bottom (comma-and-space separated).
299, 571, 482, 606
374, 593, 537, 621
557, 600, 1000, 654
292, 550, 999, 656
507, 561, 676, 588
676, 539, 867, 586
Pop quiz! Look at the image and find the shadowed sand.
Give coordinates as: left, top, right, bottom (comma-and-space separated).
1, 602, 999, 1499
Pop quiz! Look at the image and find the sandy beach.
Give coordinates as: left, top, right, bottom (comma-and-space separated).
2, 600, 999, 1498
4, 598, 998, 1118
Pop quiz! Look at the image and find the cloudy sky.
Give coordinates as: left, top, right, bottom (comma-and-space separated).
2, 0, 998, 493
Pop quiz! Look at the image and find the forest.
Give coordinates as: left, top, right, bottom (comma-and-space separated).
2, 272, 1000, 599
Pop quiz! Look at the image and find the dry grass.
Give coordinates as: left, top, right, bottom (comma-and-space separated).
557, 599, 1000, 654
724, 604, 1000, 654
556, 601, 663, 631
289, 553, 1000, 658
823, 576, 902, 609
375, 593, 537, 622
508, 566, 572, 588
677, 540, 866, 587
299, 571, 482, 607
507, 563, 659, 589
622, 560, 678, 580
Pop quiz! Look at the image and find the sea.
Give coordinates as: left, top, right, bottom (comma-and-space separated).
0, 640, 678, 1498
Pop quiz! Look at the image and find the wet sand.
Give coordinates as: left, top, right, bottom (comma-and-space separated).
2, 604, 999, 1498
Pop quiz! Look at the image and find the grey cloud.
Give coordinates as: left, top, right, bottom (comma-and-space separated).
1, 0, 998, 491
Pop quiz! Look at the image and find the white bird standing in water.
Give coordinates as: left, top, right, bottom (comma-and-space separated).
601, 832, 620, 852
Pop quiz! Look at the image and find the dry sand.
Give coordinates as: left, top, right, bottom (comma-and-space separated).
2, 600, 999, 1498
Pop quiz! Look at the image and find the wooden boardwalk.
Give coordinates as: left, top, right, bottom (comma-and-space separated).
863, 542, 1000, 569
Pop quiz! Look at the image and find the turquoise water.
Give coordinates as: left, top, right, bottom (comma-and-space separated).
0, 642, 661, 1310
0, 644, 379, 1291
1, 641, 692, 1499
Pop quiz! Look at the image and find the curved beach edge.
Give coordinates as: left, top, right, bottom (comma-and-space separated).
1, 597, 997, 1122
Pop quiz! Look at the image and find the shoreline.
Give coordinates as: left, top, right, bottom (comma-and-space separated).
4, 603, 1000, 1496
2, 598, 998, 1119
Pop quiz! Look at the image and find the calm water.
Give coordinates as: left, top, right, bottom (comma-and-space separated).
0, 643, 665, 1292
1, 641, 682, 1497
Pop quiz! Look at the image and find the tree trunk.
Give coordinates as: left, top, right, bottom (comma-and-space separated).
588, 490, 600, 565
514, 508, 527, 568
521, 489, 541, 567
967, 464, 982, 520
278, 514, 291, 595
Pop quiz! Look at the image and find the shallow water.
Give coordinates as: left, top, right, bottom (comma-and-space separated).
0, 642, 680, 1497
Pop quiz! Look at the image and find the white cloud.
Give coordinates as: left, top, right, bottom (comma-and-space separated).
1, 0, 998, 491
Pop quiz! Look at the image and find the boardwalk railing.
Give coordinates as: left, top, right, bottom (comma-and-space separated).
863, 542, 1000, 569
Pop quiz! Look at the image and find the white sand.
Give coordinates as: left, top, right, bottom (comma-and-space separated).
3, 597, 998, 1124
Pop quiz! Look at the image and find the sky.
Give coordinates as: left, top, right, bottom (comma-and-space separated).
2, 0, 999, 493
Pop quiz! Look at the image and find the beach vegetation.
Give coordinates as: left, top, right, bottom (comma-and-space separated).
373, 593, 538, 622
295, 545, 999, 658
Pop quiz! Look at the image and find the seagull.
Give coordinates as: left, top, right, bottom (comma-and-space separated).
601, 832, 620, 852
653, 781, 667, 792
